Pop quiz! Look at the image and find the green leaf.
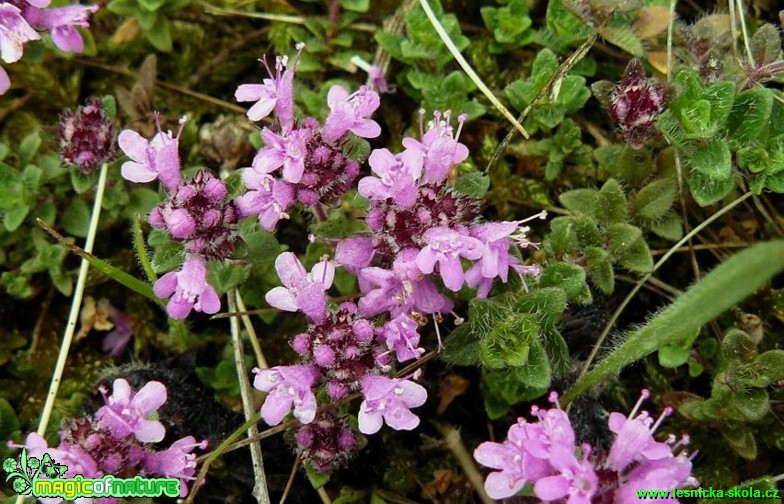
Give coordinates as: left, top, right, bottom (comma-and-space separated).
207, 262, 249, 296
559, 188, 598, 217
0, 164, 23, 209
479, 313, 538, 369
606, 223, 642, 256
584, 246, 614, 294
722, 423, 757, 460
62, 199, 91, 238
3, 206, 29, 232
144, 16, 172, 52
107, 0, 138, 15
340, 0, 369, 12
513, 287, 567, 331
727, 87, 774, 145
649, 213, 683, 240
750, 23, 783, 66
596, 178, 628, 224
70, 170, 97, 194
631, 177, 678, 220
514, 340, 551, 389
539, 262, 591, 304
305, 461, 330, 488
18, 132, 41, 165
685, 140, 734, 205
453, 172, 489, 199
600, 23, 643, 56
563, 240, 784, 404
731, 388, 769, 421
441, 323, 482, 365
658, 344, 690, 367
124, 188, 160, 219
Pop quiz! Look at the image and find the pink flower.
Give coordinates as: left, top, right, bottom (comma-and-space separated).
119, 117, 185, 191
358, 148, 423, 208
95, 379, 167, 443
236, 168, 294, 231
252, 127, 307, 183
607, 389, 674, 471
265, 252, 335, 323
376, 314, 424, 362
402, 110, 469, 185
235, 43, 303, 130
143, 436, 208, 497
153, 255, 221, 319
357, 375, 427, 434
322, 85, 381, 143
39, 4, 98, 53
473, 418, 554, 499
253, 365, 320, 425
0, 66, 10, 95
534, 443, 598, 504
0, 3, 40, 64
416, 227, 484, 291
335, 237, 375, 275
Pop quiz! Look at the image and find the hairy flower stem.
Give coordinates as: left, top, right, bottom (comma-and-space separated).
228, 289, 270, 504
569, 191, 754, 406
236, 290, 268, 368
18, 163, 109, 504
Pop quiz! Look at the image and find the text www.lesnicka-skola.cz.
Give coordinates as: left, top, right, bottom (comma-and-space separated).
636, 487, 780, 499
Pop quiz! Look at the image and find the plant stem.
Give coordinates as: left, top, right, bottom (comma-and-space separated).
228, 289, 270, 504
36, 163, 108, 436
572, 191, 754, 396
437, 423, 494, 504
417, 0, 528, 139
17, 163, 108, 504
235, 290, 268, 368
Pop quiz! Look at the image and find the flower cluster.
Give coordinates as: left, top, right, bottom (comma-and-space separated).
235, 43, 380, 230
9, 379, 207, 502
57, 98, 117, 174
243, 45, 546, 474
607, 59, 667, 149
473, 391, 698, 502
340, 109, 546, 312
0, 0, 98, 94
119, 116, 240, 319
294, 409, 359, 473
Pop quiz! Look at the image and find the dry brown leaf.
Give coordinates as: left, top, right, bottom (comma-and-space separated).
437, 373, 469, 415
633, 6, 672, 39
111, 18, 140, 45
75, 296, 114, 341
647, 51, 668, 74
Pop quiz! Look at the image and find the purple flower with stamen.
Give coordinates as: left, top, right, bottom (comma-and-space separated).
473, 417, 555, 499
252, 127, 307, 183
235, 43, 303, 129
358, 375, 427, 434
95, 379, 167, 443
119, 117, 185, 190
608, 390, 675, 471
253, 365, 320, 425
402, 110, 469, 184
358, 148, 423, 208
0, 3, 40, 64
236, 168, 294, 231
153, 255, 221, 319
265, 252, 335, 322
416, 227, 484, 291
533, 443, 598, 504
377, 314, 423, 362
39, 4, 98, 53
322, 85, 381, 143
